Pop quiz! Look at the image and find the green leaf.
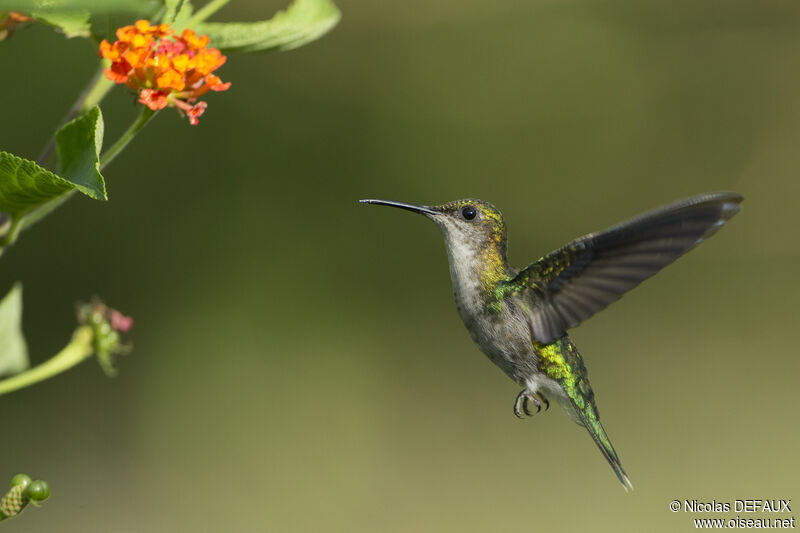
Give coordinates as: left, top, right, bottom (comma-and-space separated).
31, 8, 91, 38
163, 0, 194, 28
56, 106, 107, 201
0, 283, 28, 378
0, 152, 75, 224
0, 143, 104, 248
195, 0, 341, 54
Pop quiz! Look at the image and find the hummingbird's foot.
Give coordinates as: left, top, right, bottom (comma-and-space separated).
514, 389, 542, 419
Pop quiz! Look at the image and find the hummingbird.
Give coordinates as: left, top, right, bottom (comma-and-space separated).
360, 192, 742, 490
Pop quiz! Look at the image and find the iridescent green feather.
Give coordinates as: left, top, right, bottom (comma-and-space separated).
491, 244, 584, 308
523, 245, 584, 287
499, 245, 582, 294
535, 337, 632, 490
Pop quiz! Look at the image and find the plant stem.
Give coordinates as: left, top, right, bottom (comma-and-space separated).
17, 105, 157, 237
16, 190, 76, 235
186, 0, 231, 26
18, 0, 216, 236
19, 63, 114, 236
99, 106, 157, 170
80, 70, 115, 114
0, 326, 94, 396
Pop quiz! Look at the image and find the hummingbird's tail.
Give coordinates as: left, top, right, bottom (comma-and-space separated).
537, 336, 632, 490
581, 413, 633, 492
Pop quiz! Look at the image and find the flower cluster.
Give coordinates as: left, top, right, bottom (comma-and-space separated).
99, 20, 230, 125
77, 299, 134, 377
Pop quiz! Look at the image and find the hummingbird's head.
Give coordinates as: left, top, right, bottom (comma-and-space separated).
359, 198, 509, 274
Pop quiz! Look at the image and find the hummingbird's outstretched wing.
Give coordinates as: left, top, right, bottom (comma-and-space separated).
511, 192, 743, 344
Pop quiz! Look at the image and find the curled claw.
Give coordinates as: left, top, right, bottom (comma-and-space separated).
523, 395, 540, 416
513, 391, 526, 418
514, 389, 542, 419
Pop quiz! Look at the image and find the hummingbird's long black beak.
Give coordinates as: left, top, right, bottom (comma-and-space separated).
359, 199, 438, 216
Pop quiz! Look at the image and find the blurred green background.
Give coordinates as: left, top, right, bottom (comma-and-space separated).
1, 0, 798, 531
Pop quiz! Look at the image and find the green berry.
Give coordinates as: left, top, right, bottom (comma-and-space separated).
9, 474, 31, 489
25, 481, 49, 502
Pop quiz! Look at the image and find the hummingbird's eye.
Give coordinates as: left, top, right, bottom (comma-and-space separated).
462, 206, 477, 220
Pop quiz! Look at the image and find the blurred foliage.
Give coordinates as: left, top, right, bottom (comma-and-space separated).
0, 0, 798, 532
0, 0, 155, 13
0, 284, 26, 377
195, 0, 341, 52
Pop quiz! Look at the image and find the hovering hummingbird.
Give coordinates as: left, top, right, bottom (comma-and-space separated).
360, 192, 742, 490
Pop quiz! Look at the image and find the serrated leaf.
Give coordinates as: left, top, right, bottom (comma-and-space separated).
195, 0, 340, 54
0, 150, 105, 248
56, 106, 107, 201
0, 283, 28, 378
0, 152, 75, 224
31, 8, 91, 38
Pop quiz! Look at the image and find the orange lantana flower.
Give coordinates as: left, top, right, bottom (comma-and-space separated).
99, 20, 230, 125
